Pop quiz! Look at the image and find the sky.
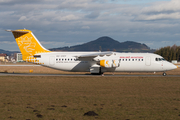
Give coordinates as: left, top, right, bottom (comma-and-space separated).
0, 0, 180, 51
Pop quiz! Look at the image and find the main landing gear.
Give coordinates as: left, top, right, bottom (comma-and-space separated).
162, 72, 167, 76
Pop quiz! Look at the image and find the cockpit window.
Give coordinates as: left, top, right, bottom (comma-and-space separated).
155, 58, 166, 61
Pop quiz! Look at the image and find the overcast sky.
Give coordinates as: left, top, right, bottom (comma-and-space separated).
0, 0, 180, 51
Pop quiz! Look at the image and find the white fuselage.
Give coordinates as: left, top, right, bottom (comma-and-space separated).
34, 52, 177, 73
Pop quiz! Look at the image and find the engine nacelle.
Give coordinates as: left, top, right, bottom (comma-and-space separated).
100, 60, 119, 68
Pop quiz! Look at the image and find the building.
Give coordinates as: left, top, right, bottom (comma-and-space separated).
172, 60, 177, 64
0, 53, 8, 62
16, 53, 23, 62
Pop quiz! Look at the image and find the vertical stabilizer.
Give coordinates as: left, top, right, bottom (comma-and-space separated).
7, 29, 50, 61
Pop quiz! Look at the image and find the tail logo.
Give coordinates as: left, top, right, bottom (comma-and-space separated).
17, 36, 36, 55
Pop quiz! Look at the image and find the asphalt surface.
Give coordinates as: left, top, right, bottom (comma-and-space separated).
0, 73, 180, 77
0, 65, 40, 66
0, 65, 180, 67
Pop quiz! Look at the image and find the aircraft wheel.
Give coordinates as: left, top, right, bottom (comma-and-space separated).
162, 72, 167, 76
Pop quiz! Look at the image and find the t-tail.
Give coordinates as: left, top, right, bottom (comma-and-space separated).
6, 29, 51, 62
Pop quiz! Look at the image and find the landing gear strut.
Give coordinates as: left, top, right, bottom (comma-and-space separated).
90, 67, 104, 75
162, 72, 167, 76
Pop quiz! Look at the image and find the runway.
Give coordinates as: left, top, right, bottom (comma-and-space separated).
0, 73, 180, 77
0, 65, 40, 66
0, 65, 180, 67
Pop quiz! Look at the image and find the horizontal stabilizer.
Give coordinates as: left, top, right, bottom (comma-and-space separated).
5, 30, 29, 33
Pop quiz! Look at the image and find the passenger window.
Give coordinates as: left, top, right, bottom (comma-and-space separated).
155, 58, 158, 61
59, 59, 61, 61
129, 59, 130, 61
126, 59, 127, 61
142, 59, 143, 61
122, 59, 124, 61
132, 59, 134, 61
56, 59, 58, 61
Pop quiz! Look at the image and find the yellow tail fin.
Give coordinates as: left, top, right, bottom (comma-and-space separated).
8, 29, 50, 61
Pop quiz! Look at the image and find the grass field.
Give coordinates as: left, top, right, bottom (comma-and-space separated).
0, 76, 180, 120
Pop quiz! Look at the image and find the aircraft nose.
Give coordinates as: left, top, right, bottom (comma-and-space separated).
169, 64, 177, 70
164, 62, 178, 71
174, 65, 178, 69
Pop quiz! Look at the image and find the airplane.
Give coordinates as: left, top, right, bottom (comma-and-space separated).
6, 29, 177, 76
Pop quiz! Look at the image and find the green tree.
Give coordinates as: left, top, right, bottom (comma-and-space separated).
154, 45, 179, 61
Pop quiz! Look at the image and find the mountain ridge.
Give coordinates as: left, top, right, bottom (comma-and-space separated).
0, 49, 19, 56
50, 36, 152, 52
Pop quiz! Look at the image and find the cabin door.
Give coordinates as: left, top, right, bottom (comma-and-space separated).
49, 56, 55, 66
145, 56, 151, 66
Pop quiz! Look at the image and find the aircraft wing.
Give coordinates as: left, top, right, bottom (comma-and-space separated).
75, 51, 113, 61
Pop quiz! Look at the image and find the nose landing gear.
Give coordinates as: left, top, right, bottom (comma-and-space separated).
162, 72, 167, 76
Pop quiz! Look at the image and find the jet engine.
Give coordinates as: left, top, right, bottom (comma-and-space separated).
100, 60, 120, 68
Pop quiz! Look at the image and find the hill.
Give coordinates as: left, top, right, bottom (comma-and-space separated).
50, 36, 152, 52
0, 49, 19, 56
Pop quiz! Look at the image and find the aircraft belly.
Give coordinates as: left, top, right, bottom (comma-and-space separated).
54, 61, 91, 72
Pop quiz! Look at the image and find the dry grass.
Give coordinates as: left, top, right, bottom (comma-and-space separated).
0, 65, 87, 74
0, 76, 180, 120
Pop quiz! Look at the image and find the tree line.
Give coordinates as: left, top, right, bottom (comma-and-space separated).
154, 44, 180, 62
